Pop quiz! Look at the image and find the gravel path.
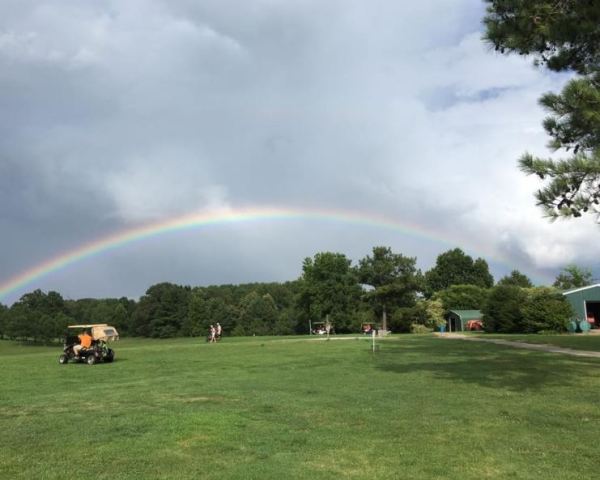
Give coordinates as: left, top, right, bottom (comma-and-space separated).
441, 333, 600, 359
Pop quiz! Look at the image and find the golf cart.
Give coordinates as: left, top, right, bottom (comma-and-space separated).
361, 322, 379, 335
59, 324, 119, 365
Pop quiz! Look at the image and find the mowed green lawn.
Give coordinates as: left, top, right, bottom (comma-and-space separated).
2, 335, 600, 480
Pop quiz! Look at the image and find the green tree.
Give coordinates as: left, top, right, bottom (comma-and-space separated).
553, 264, 593, 290
272, 309, 296, 335
206, 298, 238, 336
16, 289, 65, 316
357, 246, 423, 332
234, 292, 278, 336
390, 298, 444, 333
484, 1, 600, 74
521, 287, 572, 332
483, 1, 600, 219
111, 302, 131, 334
132, 283, 191, 337
424, 298, 446, 329
425, 248, 494, 295
497, 270, 534, 288
433, 284, 490, 311
38, 314, 56, 344
7, 290, 69, 342
0, 303, 6, 339
472, 258, 495, 288
182, 290, 209, 337
53, 312, 72, 340
483, 285, 527, 333
5, 308, 28, 340
89, 301, 114, 325
298, 252, 362, 333
182, 292, 238, 337
388, 304, 426, 333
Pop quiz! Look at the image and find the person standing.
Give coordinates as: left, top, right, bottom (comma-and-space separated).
216, 323, 222, 340
209, 325, 216, 343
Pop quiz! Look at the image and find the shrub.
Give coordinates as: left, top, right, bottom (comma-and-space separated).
410, 323, 433, 334
482, 285, 527, 333
390, 304, 427, 333
521, 288, 573, 333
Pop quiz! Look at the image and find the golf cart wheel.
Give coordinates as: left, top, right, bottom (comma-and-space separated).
59, 354, 69, 365
86, 355, 96, 365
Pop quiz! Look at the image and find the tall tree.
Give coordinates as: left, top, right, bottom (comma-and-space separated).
553, 264, 593, 290
433, 284, 490, 311
132, 282, 191, 338
357, 246, 422, 332
425, 248, 494, 295
110, 303, 130, 334
472, 258, 495, 288
483, 1, 600, 219
497, 270, 534, 288
5, 307, 30, 340
298, 252, 362, 332
0, 303, 7, 339
234, 292, 278, 336
6, 290, 71, 342
182, 290, 209, 337
17, 289, 65, 316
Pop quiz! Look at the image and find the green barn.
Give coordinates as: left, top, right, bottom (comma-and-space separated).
563, 284, 600, 330
446, 310, 483, 332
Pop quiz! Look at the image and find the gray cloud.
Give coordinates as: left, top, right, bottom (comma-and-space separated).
1, 1, 597, 304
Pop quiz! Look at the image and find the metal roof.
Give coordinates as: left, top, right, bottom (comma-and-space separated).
563, 284, 600, 295
67, 324, 109, 328
448, 310, 482, 320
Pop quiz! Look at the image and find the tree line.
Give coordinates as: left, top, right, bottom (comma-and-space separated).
0, 246, 593, 342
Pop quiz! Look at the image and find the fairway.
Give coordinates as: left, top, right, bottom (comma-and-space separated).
2, 335, 600, 479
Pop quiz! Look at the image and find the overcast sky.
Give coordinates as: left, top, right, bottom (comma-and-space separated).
1, 0, 599, 305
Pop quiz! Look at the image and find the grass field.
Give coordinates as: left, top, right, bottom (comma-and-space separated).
2, 334, 600, 479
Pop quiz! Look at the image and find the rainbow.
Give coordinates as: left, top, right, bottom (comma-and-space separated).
0, 206, 541, 302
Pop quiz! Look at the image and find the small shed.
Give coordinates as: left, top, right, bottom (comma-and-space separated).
563, 284, 600, 330
447, 310, 483, 332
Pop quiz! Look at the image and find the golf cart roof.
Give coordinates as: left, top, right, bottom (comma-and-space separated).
68, 324, 109, 328
68, 324, 119, 342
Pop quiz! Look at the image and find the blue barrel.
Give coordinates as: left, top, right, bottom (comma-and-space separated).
578, 319, 591, 332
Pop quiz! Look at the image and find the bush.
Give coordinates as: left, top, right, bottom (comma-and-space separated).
482, 285, 527, 333
410, 323, 433, 334
483, 286, 573, 334
521, 288, 572, 333
390, 304, 426, 333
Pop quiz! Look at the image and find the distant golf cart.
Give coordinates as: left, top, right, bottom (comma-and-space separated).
59, 324, 119, 365
309, 320, 334, 335
361, 322, 379, 335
